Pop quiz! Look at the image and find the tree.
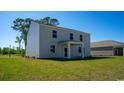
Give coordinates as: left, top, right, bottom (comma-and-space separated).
12, 17, 59, 54
12, 18, 33, 49
42, 17, 51, 25
35, 19, 43, 24
2, 47, 9, 54
50, 18, 59, 26
0, 47, 1, 54
35, 17, 59, 26
15, 36, 23, 53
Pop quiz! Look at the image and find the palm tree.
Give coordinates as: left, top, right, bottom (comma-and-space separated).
15, 36, 23, 53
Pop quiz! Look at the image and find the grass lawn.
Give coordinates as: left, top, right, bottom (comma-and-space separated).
0, 54, 124, 81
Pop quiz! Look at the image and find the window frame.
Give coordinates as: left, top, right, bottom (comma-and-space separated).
80, 35, 83, 41
78, 47, 82, 53
70, 33, 73, 40
52, 30, 57, 38
50, 45, 55, 53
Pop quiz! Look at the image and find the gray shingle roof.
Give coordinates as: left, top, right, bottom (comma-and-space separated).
91, 40, 124, 48
38, 22, 90, 35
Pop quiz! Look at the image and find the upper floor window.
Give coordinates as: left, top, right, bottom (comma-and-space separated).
52, 30, 57, 38
70, 33, 73, 40
50, 45, 55, 53
80, 35, 83, 41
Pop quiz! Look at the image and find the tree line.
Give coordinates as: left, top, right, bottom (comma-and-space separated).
0, 47, 25, 56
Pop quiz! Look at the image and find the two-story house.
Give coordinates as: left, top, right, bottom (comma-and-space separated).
26, 21, 90, 59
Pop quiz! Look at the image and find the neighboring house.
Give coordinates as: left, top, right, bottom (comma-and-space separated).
91, 40, 124, 56
26, 21, 90, 59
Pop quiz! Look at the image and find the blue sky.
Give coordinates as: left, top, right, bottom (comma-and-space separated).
0, 11, 124, 48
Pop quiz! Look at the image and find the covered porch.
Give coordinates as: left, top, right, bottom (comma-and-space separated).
113, 46, 124, 56
59, 41, 84, 59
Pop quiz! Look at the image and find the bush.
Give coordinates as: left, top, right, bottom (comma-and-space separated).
0, 47, 26, 56
2, 47, 9, 54
21, 49, 25, 57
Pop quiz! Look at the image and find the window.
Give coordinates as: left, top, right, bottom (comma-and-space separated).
80, 35, 83, 41
78, 47, 82, 53
50, 45, 55, 53
52, 30, 57, 38
64, 48, 68, 57
70, 33, 73, 40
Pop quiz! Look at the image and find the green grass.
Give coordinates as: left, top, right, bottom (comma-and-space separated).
0, 54, 124, 81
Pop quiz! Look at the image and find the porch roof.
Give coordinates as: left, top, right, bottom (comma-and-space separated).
58, 40, 84, 45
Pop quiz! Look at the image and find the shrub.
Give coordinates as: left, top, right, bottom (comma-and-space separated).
2, 47, 9, 54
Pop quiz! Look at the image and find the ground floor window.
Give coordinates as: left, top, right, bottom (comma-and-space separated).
64, 48, 68, 57
50, 45, 55, 53
78, 47, 82, 53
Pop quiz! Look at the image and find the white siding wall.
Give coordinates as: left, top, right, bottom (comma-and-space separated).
39, 24, 90, 58
26, 22, 40, 58
91, 50, 113, 56
26, 22, 91, 58
84, 33, 91, 57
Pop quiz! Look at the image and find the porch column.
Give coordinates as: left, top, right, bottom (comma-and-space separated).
67, 42, 71, 59
81, 43, 84, 58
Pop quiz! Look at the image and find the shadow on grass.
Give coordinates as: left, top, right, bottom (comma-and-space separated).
41, 56, 114, 62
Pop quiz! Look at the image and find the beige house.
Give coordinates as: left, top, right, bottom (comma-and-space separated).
91, 40, 124, 56
26, 21, 90, 59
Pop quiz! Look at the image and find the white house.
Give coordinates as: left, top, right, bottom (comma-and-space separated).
26, 21, 91, 59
